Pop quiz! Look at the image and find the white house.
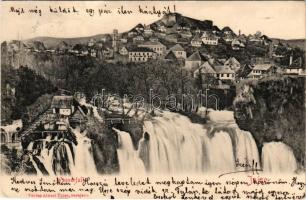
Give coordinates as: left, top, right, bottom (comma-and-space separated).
201, 33, 218, 45
191, 35, 202, 47
138, 41, 166, 57
128, 47, 156, 62
248, 64, 273, 79
214, 65, 235, 81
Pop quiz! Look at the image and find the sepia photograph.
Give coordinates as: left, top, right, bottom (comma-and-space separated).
0, 1, 305, 199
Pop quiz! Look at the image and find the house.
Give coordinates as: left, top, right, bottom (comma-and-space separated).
119, 46, 128, 55
191, 34, 202, 47
133, 35, 145, 43
193, 62, 217, 78
231, 39, 245, 50
285, 65, 303, 75
169, 44, 186, 59
222, 26, 235, 35
134, 23, 144, 33
185, 51, 207, 70
138, 41, 166, 57
214, 65, 235, 81
128, 31, 137, 38
100, 37, 108, 42
247, 63, 274, 79
224, 57, 241, 72
164, 51, 178, 61
88, 39, 95, 47
201, 32, 218, 45
57, 41, 70, 54
100, 46, 114, 58
260, 35, 272, 46
89, 48, 97, 57
144, 25, 153, 36
157, 23, 167, 33
212, 26, 221, 35
51, 96, 75, 117
284, 57, 303, 75
128, 47, 156, 62
71, 44, 88, 56
223, 34, 235, 43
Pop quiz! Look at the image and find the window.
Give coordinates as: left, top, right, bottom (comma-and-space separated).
227, 74, 230, 77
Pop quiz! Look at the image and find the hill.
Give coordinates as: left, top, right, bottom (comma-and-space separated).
271, 38, 305, 50
25, 34, 110, 49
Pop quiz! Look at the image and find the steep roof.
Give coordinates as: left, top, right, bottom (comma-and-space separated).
225, 57, 240, 66
51, 96, 74, 109
222, 26, 233, 33
214, 65, 235, 74
253, 64, 272, 71
236, 64, 253, 78
199, 62, 216, 74
164, 51, 177, 60
169, 44, 184, 51
186, 51, 207, 61
191, 34, 202, 42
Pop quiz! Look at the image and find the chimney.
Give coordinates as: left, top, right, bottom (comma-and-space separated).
239, 30, 241, 36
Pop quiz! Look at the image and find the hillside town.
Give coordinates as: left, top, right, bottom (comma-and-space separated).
1, 12, 305, 151
2, 13, 305, 82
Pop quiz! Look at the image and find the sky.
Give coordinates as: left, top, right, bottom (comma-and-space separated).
0, 1, 305, 41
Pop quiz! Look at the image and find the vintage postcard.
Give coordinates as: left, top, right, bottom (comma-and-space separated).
0, 1, 305, 199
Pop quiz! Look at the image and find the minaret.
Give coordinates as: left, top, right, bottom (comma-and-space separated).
289, 51, 293, 66
112, 29, 118, 52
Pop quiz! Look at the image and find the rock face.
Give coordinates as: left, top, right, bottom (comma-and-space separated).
85, 115, 119, 174
234, 77, 305, 166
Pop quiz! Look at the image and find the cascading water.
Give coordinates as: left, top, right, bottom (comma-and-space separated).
70, 127, 97, 175
26, 127, 97, 175
262, 141, 298, 173
114, 128, 146, 174
141, 111, 261, 174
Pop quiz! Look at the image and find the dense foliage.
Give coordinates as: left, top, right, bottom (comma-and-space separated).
234, 77, 305, 166
1, 65, 55, 122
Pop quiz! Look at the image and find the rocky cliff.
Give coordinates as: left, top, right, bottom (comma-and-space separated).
233, 77, 305, 167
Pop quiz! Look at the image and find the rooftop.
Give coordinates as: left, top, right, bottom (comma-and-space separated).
128, 46, 154, 52
214, 65, 235, 74
199, 62, 216, 74
253, 63, 272, 71
51, 96, 74, 109
169, 44, 184, 51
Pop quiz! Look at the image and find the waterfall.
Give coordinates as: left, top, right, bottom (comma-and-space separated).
262, 142, 297, 173
26, 128, 97, 175
114, 128, 146, 174
70, 128, 97, 175
141, 111, 261, 174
